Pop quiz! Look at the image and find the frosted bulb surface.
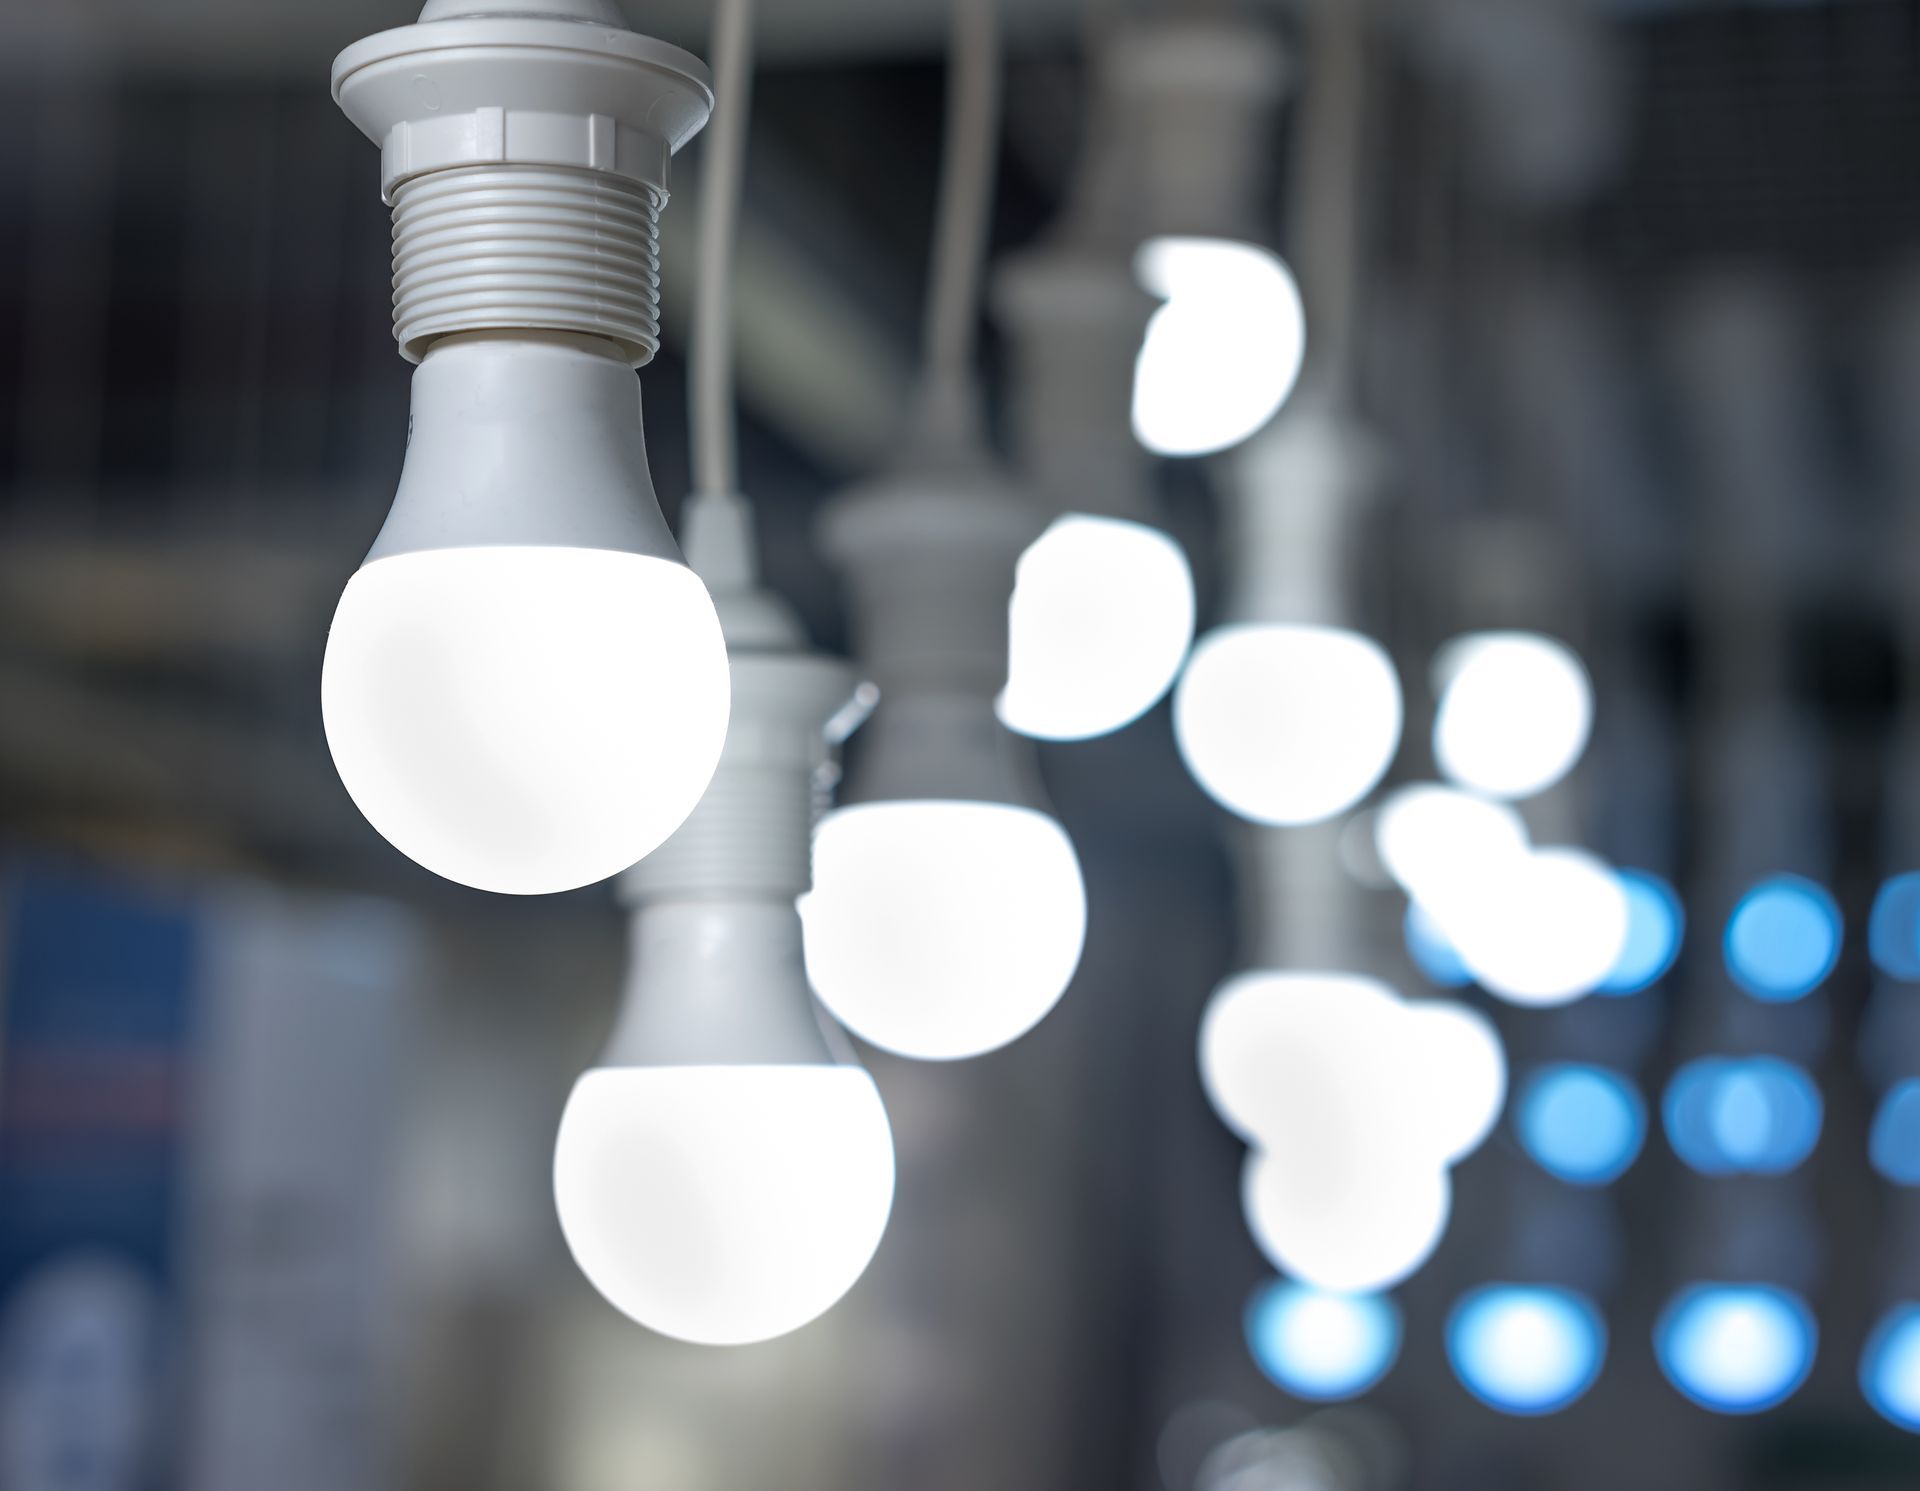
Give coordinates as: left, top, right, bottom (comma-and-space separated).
553, 1065, 894, 1346
1002, 515, 1195, 742
1433, 632, 1592, 799
1132, 236, 1306, 457
1244, 1147, 1450, 1295
1175, 624, 1402, 826
803, 802, 1087, 1060
324, 546, 729, 894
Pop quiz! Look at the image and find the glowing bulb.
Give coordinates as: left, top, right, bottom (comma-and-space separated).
1174, 624, 1402, 826
1444, 847, 1629, 1008
1724, 875, 1841, 1002
1656, 1285, 1816, 1414
1863, 1304, 1920, 1432
1406, 1001, 1507, 1163
802, 801, 1087, 1060
1517, 1065, 1646, 1185
1447, 1286, 1606, 1416
323, 334, 729, 894
1374, 786, 1529, 904
554, 1064, 894, 1346
1432, 632, 1591, 800
1246, 1280, 1401, 1402
1001, 515, 1196, 741
1243, 1146, 1450, 1295
1131, 236, 1306, 458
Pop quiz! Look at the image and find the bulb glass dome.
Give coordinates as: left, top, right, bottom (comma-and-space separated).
553, 1064, 894, 1346
802, 801, 1087, 1060
1432, 632, 1592, 800
1174, 624, 1402, 827
1447, 1286, 1606, 1416
1516, 1065, 1645, 1185
1001, 515, 1195, 742
325, 547, 729, 894
1131, 236, 1306, 458
1863, 1304, 1920, 1432
1245, 1280, 1401, 1402
1243, 1147, 1451, 1296
1656, 1285, 1816, 1414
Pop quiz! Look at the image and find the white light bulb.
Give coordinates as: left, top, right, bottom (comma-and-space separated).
1174, 624, 1402, 826
1001, 515, 1195, 742
1374, 785, 1530, 903
554, 1063, 894, 1346
323, 334, 729, 894
1405, 1001, 1508, 1163
1243, 1146, 1451, 1296
1132, 237, 1306, 458
803, 801, 1087, 1060
1433, 632, 1592, 800
1445, 847, 1629, 1008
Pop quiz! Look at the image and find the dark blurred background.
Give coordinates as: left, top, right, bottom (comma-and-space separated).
4, 1, 1920, 1489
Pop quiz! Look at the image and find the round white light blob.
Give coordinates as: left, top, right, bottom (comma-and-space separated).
1131, 236, 1306, 458
802, 801, 1087, 1060
552, 1064, 894, 1346
1243, 1147, 1451, 1295
324, 547, 730, 895
1655, 1285, 1816, 1414
1002, 514, 1195, 742
1373, 786, 1529, 905
1245, 1280, 1401, 1402
1447, 1286, 1607, 1416
1446, 848, 1630, 1008
1432, 632, 1593, 800
1174, 624, 1403, 827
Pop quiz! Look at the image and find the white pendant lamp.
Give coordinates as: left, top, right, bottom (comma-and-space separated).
326, 0, 730, 894
802, 0, 1087, 1062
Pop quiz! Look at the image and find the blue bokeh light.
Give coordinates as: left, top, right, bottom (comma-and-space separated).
1656, 1285, 1816, 1414
1516, 1065, 1646, 1185
1872, 1081, 1920, 1186
1404, 902, 1472, 988
1863, 1304, 1920, 1432
1871, 874, 1920, 982
1665, 1057, 1822, 1176
1601, 871, 1682, 995
1245, 1279, 1401, 1402
1447, 1286, 1606, 1416
1723, 876, 1841, 1002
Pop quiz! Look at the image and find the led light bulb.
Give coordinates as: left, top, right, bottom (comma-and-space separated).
1448, 1286, 1607, 1416
1432, 631, 1593, 800
330, 5, 724, 894
1001, 514, 1195, 741
810, 474, 1087, 1061
1174, 623, 1402, 826
323, 336, 729, 894
555, 903, 894, 1346
1132, 237, 1307, 457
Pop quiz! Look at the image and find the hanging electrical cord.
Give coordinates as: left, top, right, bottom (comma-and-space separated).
912, 0, 1000, 453
690, 0, 754, 505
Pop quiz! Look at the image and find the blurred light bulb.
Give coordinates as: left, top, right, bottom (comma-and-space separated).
1656, 1285, 1816, 1414
1374, 786, 1529, 904
803, 801, 1087, 1060
1132, 237, 1306, 457
1863, 1304, 1920, 1432
1001, 515, 1195, 741
555, 1063, 893, 1346
1517, 1065, 1646, 1185
1432, 632, 1591, 800
1601, 870, 1683, 994
1243, 1146, 1450, 1295
1175, 624, 1402, 826
323, 335, 729, 894
1444, 847, 1629, 1008
1245, 1280, 1401, 1402
1447, 1286, 1607, 1416
1406, 1001, 1507, 1163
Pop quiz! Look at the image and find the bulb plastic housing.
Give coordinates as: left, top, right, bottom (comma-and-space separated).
322, 334, 729, 893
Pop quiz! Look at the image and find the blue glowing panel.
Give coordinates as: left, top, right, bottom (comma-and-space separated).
1245, 1280, 1400, 1402
1447, 1286, 1606, 1416
1656, 1285, 1816, 1414
1600, 871, 1682, 995
1516, 1065, 1645, 1185
1664, 1057, 1822, 1176
1872, 1081, 1920, 1186
1872, 874, 1920, 982
1404, 902, 1471, 989
1864, 1304, 1920, 1432
1723, 876, 1841, 1002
